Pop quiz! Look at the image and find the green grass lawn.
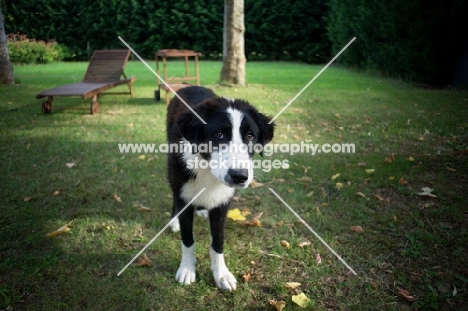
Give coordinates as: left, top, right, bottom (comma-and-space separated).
1, 59, 467, 310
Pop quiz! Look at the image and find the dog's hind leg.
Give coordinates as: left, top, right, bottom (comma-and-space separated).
175, 197, 197, 285
209, 205, 237, 291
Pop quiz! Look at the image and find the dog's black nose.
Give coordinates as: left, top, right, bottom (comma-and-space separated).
228, 169, 249, 184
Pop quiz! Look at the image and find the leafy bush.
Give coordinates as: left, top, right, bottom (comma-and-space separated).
7, 33, 68, 64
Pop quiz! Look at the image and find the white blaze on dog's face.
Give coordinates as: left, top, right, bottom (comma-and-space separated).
209, 107, 253, 188
177, 97, 274, 190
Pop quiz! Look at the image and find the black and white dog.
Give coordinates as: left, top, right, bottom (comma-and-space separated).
166, 86, 274, 290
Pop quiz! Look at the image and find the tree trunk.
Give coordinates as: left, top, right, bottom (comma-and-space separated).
219, 0, 246, 86
0, 2, 14, 85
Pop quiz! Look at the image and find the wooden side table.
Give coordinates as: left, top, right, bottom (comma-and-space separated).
155, 49, 201, 104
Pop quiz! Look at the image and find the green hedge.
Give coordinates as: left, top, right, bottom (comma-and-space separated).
326, 0, 468, 85
2, 0, 329, 62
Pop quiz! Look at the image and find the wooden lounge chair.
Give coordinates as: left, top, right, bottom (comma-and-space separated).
36, 49, 136, 114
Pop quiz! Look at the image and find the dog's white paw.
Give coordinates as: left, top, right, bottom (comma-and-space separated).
213, 267, 237, 291
170, 217, 180, 232
176, 264, 196, 285
210, 248, 237, 291
176, 244, 196, 285
196, 208, 209, 219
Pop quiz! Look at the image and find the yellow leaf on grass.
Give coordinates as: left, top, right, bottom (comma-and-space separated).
138, 154, 146, 160
269, 300, 286, 311
356, 192, 366, 198
135, 254, 153, 267
52, 190, 60, 196
65, 162, 76, 168
292, 292, 311, 308
227, 208, 246, 221
315, 253, 322, 264
335, 182, 343, 190
285, 282, 301, 289
365, 169, 375, 174
280, 240, 291, 249
46, 223, 72, 237
331, 173, 340, 180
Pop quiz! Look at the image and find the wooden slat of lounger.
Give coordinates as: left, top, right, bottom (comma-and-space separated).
83, 50, 130, 82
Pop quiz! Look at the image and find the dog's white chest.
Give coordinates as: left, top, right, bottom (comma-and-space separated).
180, 173, 235, 209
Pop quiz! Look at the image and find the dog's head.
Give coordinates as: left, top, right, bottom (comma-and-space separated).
176, 97, 275, 188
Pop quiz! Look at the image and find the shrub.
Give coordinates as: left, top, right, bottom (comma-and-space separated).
7, 33, 68, 64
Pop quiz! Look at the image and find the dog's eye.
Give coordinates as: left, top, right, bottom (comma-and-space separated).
246, 133, 255, 141
216, 131, 224, 139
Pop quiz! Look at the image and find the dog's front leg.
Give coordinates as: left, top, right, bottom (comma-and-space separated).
209, 206, 237, 291
175, 200, 196, 285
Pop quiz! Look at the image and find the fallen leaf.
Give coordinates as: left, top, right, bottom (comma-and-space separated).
23, 197, 32, 202
356, 192, 366, 198
241, 218, 262, 227
242, 271, 251, 282
408, 156, 415, 162
397, 287, 417, 302
418, 137, 425, 141
350, 225, 364, 233
292, 292, 311, 308
113, 194, 122, 203
446, 166, 456, 172
306, 191, 314, 197
138, 155, 146, 160
297, 176, 312, 182
373, 194, 384, 201
269, 300, 286, 311
52, 189, 60, 196
280, 240, 291, 249
365, 169, 375, 174
418, 187, 437, 198
65, 162, 75, 168
298, 241, 311, 248
331, 173, 340, 180
315, 253, 322, 264
357, 162, 366, 167
241, 208, 251, 216
46, 222, 72, 237
335, 182, 343, 190
285, 282, 301, 289
388, 176, 395, 180
138, 205, 151, 212
398, 177, 408, 185
250, 180, 264, 188
227, 208, 246, 221
135, 254, 153, 267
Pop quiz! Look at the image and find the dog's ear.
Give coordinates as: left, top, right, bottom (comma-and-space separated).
176, 111, 204, 145
252, 112, 275, 157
